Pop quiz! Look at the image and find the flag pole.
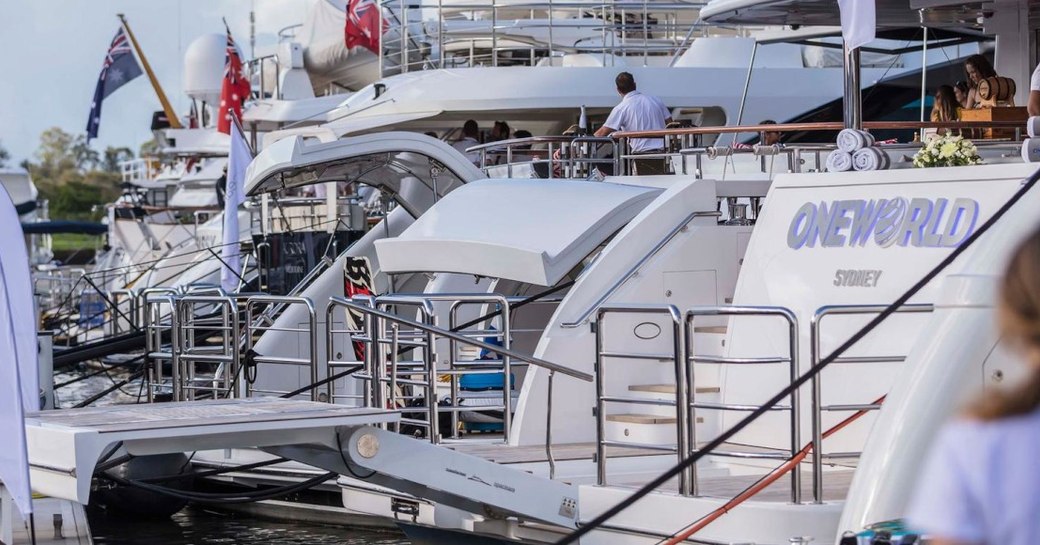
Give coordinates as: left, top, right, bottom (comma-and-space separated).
117, 13, 183, 129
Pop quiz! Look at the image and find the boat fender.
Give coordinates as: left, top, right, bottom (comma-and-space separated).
243, 348, 260, 383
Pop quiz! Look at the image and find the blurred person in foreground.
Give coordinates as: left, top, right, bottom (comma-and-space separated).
907, 227, 1040, 544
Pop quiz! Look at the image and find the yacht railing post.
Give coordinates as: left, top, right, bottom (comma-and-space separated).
425, 313, 440, 443
438, 0, 444, 68
673, 313, 692, 496
731, 41, 758, 146
810, 310, 824, 503
787, 312, 801, 504
843, 42, 863, 130
492, 0, 498, 67
400, 0, 408, 72
919, 27, 929, 142
546, 369, 557, 479
642, 0, 648, 66
594, 309, 607, 486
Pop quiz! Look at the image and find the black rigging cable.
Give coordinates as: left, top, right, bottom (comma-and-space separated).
556, 167, 1040, 544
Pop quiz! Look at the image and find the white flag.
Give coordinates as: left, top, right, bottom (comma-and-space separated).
0, 185, 37, 517
838, 0, 876, 51
221, 121, 253, 293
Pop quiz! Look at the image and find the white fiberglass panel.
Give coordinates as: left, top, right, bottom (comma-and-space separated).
722, 163, 1037, 455
375, 179, 660, 285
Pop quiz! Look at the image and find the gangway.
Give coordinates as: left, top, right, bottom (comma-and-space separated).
25, 398, 397, 505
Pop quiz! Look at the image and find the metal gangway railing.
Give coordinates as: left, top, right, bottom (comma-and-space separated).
326, 293, 592, 444
808, 303, 933, 503
378, 0, 710, 77
142, 289, 323, 403
594, 303, 800, 500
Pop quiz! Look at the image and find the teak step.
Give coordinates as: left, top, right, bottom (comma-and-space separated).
628, 384, 721, 395
606, 413, 705, 425
606, 413, 678, 425
693, 326, 727, 334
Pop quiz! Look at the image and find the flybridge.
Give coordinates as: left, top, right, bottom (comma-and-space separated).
786, 197, 980, 250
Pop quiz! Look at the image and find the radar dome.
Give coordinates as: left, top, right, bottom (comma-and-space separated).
184, 33, 226, 105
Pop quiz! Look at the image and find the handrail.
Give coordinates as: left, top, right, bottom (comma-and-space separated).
327, 296, 592, 381
594, 304, 689, 494
685, 305, 799, 501
614, 120, 1028, 140
244, 295, 320, 401
808, 303, 933, 503
562, 211, 719, 328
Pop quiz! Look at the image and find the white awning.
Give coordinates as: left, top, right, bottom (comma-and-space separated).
375, 179, 661, 286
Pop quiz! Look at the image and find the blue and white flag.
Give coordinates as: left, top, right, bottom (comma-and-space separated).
86, 28, 143, 140
838, 0, 876, 51
0, 184, 39, 518
221, 119, 252, 293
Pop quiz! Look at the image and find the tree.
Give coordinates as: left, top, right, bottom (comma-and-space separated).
0, 140, 9, 168
24, 127, 125, 220
102, 146, 134, 174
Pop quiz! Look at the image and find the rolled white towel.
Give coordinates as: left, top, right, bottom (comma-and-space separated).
837, 128, 867, 152
879, 148, 891, 170
827, 150, 854, 172
1028, 117, 1040, 138
862, 131, 876, 147
1022, 138, 1040, 162
853, 147, 883, 171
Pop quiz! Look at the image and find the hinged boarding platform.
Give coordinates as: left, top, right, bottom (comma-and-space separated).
25, 398, 397, 505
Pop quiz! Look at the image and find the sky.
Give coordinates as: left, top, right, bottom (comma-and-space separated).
0, 0, 311, 166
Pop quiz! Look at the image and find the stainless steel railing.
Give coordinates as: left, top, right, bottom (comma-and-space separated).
142, 288, 179, 402
175, 295, 241, 401
592, 303, 800, 500
594, 304, 689, 493
468, 136, 618, 179
242, 295, 321, 401
684, 305, 800, 501
326, 294, 592, 445
378, 0, 708, 77
808, 303, 933, 503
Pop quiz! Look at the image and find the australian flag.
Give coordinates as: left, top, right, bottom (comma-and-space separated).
86, 28, 143, 140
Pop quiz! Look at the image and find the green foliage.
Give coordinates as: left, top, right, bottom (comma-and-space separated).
23, 127, 129, 220
0, 140, 9, 168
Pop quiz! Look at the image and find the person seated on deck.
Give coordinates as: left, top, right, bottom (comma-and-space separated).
452, 119, 482, 166
963, 54, 999, 108
930, 85, 961, 136
954, 80, 970, 108
733, 119, 781, 150
594, 72, 672, 175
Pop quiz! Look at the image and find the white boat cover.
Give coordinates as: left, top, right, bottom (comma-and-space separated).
375, 179, 661, 286
0, 169, 38, 207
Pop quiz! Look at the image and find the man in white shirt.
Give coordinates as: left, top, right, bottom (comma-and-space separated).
452, 119, 482, 166
1029, 63, 1040, 116
595, 72, 672, 175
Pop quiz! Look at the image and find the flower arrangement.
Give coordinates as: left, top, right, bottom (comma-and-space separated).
912, 134, 982, 168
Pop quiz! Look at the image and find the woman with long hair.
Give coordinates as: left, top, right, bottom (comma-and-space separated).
931, 85, 960, 135
954, 80, 970, 108
964, 54, 998, 108
908, 227, 1040, 544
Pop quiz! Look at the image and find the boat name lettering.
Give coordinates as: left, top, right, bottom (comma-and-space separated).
786, 197, 979, 250
834, 269, 882, 287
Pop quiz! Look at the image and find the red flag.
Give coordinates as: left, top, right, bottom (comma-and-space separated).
217, 28, 250, 134
345, 0, 382, 54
